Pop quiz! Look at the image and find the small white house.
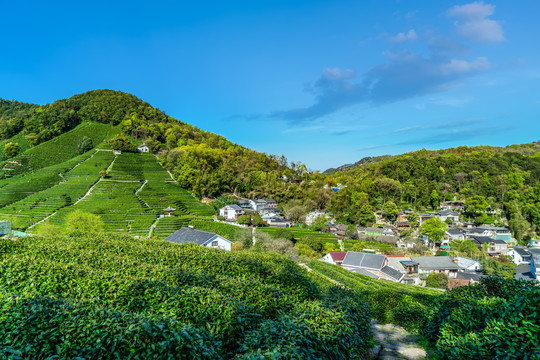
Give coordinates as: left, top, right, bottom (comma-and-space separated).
508, 248, 532, 265
435, 210, 460, 223
305, 211, 326, 225
164, 227, 233, 251
137, 143, 150, 153
219, 205, 245, 221
455, 257, 483, 272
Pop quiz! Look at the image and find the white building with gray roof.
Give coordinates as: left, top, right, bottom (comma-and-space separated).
164, 227, 233, 251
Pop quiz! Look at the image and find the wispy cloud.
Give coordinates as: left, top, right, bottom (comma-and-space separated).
388, 29, 418, 43
271, 2, 500, 124
393, 118, 486, 134
447, 2, 505, 42
397, 125, 509, 145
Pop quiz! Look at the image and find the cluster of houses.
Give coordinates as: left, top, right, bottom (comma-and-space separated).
321, 249, 540, 287
219, 198, 293, 227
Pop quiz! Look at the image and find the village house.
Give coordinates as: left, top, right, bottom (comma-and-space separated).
434, 210, 460, 224
248, 199, 268, 212
137, 143, 150, 153
336, 224, 348, 240
415, 256, 461, 278
418, 213, 434, 225
219, 204, 245, 221
262, 198, 277, 209
386, 256, 420, 285
455, 256, 482, 272
396, 219, 411, 230
440, 201, 465, 211
529, 239, 540, 248
320, 251, 347, 265
164, 226, 233, 251
475, 226, 513, 243
446, 228, 465, 241
305, 210, 326, 225
508, 247, 532, 265
236, 200, 252, 211
469, 235, 508, 256
340, 251, 403, 282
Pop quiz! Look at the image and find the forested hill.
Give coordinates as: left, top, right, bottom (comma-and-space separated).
0, 90, 301, 198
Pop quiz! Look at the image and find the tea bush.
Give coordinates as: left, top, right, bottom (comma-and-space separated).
0, 233, 373, 358
425, 276, 540, 359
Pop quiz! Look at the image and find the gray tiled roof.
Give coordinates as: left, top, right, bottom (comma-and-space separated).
415, 256, 461, 270
457, 271, 485, 282
436, 210, 459, 216
447, 228, 463, 235
512, 248, 532, 258
164, 227, 217, 245
342, 251, 386, 270
514, 264, 535, 281
380, 266, 404, 282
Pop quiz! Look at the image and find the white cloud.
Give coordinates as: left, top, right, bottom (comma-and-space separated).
322, 67, 356, 80
447, 2, 504, 42
389, 29, 418, 43
438, 57, 490, 75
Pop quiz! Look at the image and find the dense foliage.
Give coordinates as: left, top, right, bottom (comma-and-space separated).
0, 234, 373, 359
425, 276, 540, 359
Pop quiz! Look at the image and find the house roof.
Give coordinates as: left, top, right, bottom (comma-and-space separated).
436, 210, 459, 216
163, 206, 176, 212
164, 227, 230, 245
469, 235, 494, 244
225, 204, 243, 211
455, 256, 480, 269
415, 256, 461, 270
511, 247, 532, 258
380, 266, 404, 282
400, 260, 419, 267
342, 251, 386, 270
329, 251, 347, 262
447, 228, 463, 236
492, 239, 507, 245
514, 264, 535, 281
456, 271, 485, 282
348, 267, 380, 279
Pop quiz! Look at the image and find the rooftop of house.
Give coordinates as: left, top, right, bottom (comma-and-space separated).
476, 226, 510, 232
365, 227, 383, 233
164, 227, 228, 245
328, 251, 347, 262
380, 266, 404, 282
455, 256, 481, 269
415, 256, 461, 270
435, 210, 460, 216
511, 247, 532, 258
342, 251, 387, 270
456, 271, 486, 282
224, 204, 244, 211
469, 235, 494, 244
514, 264, 536, 281
447, 228, 463, 235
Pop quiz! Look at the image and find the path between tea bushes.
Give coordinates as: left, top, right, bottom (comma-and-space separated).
301, 263, 427, 360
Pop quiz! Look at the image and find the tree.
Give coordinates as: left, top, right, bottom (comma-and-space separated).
65, 210, 104, 233
383, 201, 399, 222
356, 203, 375, 226
286, 206, 305, 223
430, 190, 440, 209
465, 195, 488, 216
309, 215, 329, 232
425, 272, 448, 289
4, 142, 20, 158
237, 214, 252, 225
78, 136, 94, 154
108, 133, 136, 152
272, 228, 294, 241
420, 218, 448, 243
481, 258, 515, 278
450, 239, 478, 257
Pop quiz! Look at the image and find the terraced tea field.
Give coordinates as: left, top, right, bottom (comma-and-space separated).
0, 143, 215, 238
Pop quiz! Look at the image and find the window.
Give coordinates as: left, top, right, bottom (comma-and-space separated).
212, 241, 218, 247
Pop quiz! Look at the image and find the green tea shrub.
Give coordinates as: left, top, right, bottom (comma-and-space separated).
425, 277, 540, 359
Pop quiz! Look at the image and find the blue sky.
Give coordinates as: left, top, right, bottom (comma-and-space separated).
1, 1, 539, 170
